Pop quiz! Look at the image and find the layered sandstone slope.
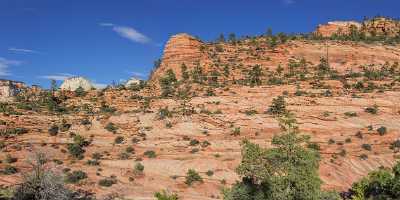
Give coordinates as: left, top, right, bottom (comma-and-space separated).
150, 31, 400, 85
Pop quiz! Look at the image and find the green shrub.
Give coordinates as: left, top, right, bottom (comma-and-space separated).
67, 144, 85, 159
185, 169, 203, 186
118, 152, 130, 160
65, 170, 87, 184
134, 163, 144, 175
189, 139, 200, 146
114, 136, 124, 144
158, 107, 172, 120
48, 124, 59, 136
154, 190, 179, 200
105, 122, 118, 133
144, 150, 156, 158
365, 105, 378, 114
206, 170, 214, 176
232, 127, 241, 136
0, 127, 28, 137
74, 87, 87, 97
98, 177, 117, 187
362, 144, 372, 151
2, 165, 18, 175
377, 126, 387, 136
126, 146, 135, 154
344, 111, 357, 117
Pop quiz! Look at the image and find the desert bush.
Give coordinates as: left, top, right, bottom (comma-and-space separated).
144, 150, 156, 158
158, 107, 172, 120
244, 109, 258, 116
80, 118, 91, 125
377, 126, 387, 136
126, 146, 135, 154
98, 177, 117, 187
118, 152, 130, 160
189, 139, 200, 146
362, 144, 372, 151
206, 170, 214, 176
154, 190, 179, 200
65, 170, 87, 184
2, 165, 18, 175
105, 122, 118, 133
185, 169, 203, 186
100, 103, 116, 114
0, 127, 28, 137
67, 144, 85, 159
365, 105, 378, 114
13, 153, 77, 200
114, 136, 124, 144
134, 163, 144, 175
48, 124, 59, 136
344, 111, 357, 117
232, 127, 241, 136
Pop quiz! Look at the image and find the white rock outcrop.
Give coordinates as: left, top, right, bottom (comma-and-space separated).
125, 77, 142, 87
60, 77, 94, 91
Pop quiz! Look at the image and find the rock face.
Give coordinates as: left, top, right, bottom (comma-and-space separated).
149, 33, 203, 83
0, 79, 26, 101
315, 17, 400, 37
60, 77, 93, 91
315, 21, 362, 37
363, 17, 400, 36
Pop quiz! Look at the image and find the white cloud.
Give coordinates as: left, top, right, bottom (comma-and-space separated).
8, 48, 40, 54
100, 23, 151, 44
0, 57, 22, 76
38, 73, 75, 81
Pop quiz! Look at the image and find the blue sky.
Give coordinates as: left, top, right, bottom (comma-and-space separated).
0, 0, 398, 88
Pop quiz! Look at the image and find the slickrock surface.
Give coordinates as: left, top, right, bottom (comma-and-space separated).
60, 76, 94, 91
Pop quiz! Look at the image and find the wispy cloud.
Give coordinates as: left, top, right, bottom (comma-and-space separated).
0, 57, 22, 76
92, 82, 108, 89
38, 73, 75, 81
100, 23, 151, 44
8, 47, 41, 54
282, 0, 295, 5
126, 70, 147, 78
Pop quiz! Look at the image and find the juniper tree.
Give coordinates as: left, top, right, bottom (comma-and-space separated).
223, 113, 339, 200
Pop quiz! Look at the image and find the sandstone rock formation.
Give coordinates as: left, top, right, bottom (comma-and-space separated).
315, 17, 400, 37
60, 76, 94, 91
363, 17, 400, 36
125, 77, 142, 87
315, 21, 362, 37
149, 33, 203, 83
0, 79, 26, 101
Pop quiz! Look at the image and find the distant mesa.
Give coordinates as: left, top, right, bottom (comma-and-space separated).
60, 76, 94, 91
